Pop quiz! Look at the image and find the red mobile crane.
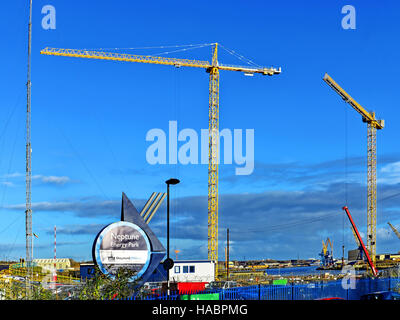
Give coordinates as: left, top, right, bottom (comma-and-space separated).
342, 206, 378, 277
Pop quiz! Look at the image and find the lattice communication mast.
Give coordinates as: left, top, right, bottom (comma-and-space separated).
25, 0, 33, 298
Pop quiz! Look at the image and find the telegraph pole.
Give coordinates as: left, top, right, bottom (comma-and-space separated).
25, 0, 33, 299
226, 228, 229, 281
342, 245, 345, 267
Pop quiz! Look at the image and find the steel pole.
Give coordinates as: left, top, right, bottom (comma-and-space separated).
227, 228, 229, 281
167, 183, 170, 296
25, 0, 33, 299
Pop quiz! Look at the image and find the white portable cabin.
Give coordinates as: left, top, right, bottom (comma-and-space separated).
168, 260, 215, 283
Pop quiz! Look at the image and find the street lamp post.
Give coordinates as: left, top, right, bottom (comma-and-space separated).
165, 178, 180, 295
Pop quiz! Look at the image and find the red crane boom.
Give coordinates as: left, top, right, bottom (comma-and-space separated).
342, 206, 378, 277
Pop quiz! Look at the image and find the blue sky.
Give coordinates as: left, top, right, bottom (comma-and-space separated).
1, 0, 400, 262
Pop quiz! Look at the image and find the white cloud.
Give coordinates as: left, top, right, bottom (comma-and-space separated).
1, 181, 15, 187
4, 198, 120, 218
1, 172, 74, 186
377, 226, 393, 241
379, 161, 400, 184
381, 161, 400, 173
3, 172, 23, 178
2, 178, 399, 260
33, 175, 71, 185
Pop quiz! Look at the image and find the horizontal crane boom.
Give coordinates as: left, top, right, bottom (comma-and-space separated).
40, 47, 211, 68
40, 47, 281, 75
218, 63, 281, 75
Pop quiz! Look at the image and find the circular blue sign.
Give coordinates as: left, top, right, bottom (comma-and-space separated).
93, 221, 152, 281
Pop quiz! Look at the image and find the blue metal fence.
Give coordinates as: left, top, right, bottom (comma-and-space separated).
124, 277, 400, 301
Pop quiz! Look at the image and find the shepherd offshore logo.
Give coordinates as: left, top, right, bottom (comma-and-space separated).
145, 121, 255, 175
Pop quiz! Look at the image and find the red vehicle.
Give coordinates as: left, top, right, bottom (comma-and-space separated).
177, 282, 207, 294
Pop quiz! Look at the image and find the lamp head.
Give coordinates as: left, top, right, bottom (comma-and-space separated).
166, 178, 180, 185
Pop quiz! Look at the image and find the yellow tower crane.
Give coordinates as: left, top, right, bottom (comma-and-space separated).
388, 222, 400, 241
323, 73, 384, 265
351, 227, 362, 248
40, 44, 281, 276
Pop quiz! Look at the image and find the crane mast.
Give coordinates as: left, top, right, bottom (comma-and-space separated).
41, 43, 281, 277
323, 73, 384, 265
367, 121, 377, 263
207, 44, 219, 267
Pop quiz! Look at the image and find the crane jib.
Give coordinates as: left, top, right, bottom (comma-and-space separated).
323, 73, 384, 129
40, 47, 281, 75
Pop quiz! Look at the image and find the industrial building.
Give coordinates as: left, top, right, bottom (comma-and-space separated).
33, 258, 76, 271
79, 263, 96, 280
348, 250, 400, 262
376, 253, 400, 261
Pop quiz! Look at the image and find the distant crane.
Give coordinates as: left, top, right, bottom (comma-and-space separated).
327, 238, 333, 260
40, 44, 281, 276
324, 73, 385, 265
320, 238, 334, 267
387, 222, 400, 241
174, 249, 180, 261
